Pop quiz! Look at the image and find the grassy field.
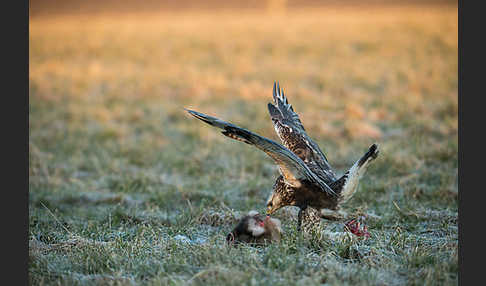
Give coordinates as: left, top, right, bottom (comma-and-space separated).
29, 5, 458, 285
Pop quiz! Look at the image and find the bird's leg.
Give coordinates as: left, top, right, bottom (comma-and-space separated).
320, 208, 348, 221
297, 206, 308, 232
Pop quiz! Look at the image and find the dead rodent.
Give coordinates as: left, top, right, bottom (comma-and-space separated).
226, 210, 282, 246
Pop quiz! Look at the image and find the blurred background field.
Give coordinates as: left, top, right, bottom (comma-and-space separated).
29, 1, 457, 285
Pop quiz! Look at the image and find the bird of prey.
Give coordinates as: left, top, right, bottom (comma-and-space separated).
186, 82, 379, 231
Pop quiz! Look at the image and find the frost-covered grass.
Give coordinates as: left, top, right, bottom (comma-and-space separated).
29, 6, 457, 285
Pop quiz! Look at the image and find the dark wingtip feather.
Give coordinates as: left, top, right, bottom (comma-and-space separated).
273, 81, 278, 103
184, 108, 200, 118
272, 81, 285, 107
184, 108, 196, 117
185, 108, 216, 126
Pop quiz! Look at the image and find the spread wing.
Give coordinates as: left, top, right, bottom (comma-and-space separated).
185, 108, 336, 196
267, 82, 337, 183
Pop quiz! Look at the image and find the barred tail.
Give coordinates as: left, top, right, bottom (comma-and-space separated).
333, 143, 379, 204
357, 143, 379, 168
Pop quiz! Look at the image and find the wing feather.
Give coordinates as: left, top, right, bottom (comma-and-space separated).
268, 82, 337, 183
186, 108, 336, 196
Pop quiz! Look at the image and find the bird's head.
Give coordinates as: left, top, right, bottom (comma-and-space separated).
266, 177, 295, 215
266, 192, 283, 215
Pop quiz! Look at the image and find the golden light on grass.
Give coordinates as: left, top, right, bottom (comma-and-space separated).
29, 4, 458, 284
29, 5, 457, 146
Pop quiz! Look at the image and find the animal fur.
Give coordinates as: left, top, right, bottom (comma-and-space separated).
226, 211, 282, 246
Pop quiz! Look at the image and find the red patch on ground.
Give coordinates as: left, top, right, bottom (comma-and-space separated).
344, 218, 370, 238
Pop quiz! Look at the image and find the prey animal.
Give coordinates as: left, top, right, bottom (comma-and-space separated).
186, 82, 379, 231
226, 211, 282, 246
